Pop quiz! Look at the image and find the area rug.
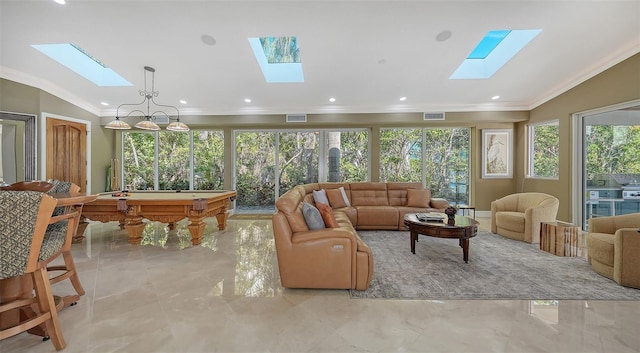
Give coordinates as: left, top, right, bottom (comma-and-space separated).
350, 230, 640, 300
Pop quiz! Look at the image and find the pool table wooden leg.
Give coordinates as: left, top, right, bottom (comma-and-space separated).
215, 211, 228, 230
124, 217, 145, 245
187, 218, 206, 245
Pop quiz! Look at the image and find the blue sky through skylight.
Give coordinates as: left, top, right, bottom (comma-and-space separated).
248, 37, 304, 83
467, 30, 511, 59
31, 43, 131, 86
450, 29, 542, 79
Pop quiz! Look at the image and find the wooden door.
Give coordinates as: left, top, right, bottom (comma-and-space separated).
46, 117, 87, 192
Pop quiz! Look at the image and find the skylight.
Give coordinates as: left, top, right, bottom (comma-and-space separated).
248, 36, 304, 83
450, 29, 542, 79
31, 43, 132, 86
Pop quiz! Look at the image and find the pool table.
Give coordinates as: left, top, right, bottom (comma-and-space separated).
80, 190, 237, 245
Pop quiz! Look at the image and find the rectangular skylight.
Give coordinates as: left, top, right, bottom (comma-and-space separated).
450, 29, 542, 79
248, 36, 304, 83
31, 43, 132, 86
467, 30, 511, 59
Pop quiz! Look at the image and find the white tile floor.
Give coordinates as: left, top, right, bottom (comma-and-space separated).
2, 217, 640, 353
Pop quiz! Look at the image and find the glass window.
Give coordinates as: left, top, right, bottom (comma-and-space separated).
424, 128, 470, 205
193, 130, 224, 190
325, 130, 369, 182
379, 128, 422, 182
584, 118, 640, 223
123, 131, 156, 190
378, 127, 470, 205
279, 131, 319, 195
528, 121, 559, 179
158, 131, 191, 190
235, 131, 276, 212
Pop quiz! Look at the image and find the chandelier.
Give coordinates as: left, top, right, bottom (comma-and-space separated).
105, 66, 189, 131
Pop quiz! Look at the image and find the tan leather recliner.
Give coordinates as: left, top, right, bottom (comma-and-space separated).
272, 185, 373, 290
586, 213, 640, 289
491, 192, 559, 243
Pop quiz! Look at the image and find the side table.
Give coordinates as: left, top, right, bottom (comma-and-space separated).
457, 205, 475, 219
540, 221, 582, 256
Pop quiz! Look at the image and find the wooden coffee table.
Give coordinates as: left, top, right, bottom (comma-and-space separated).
404, 213, 479, 263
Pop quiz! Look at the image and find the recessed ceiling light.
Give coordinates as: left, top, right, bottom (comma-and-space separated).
244, 98, 252, 103
54, 0, 66, 4
491, 95, 500, 100
329, 97, 336, 103
200, 34, 217, 46
399, 97, 407, 101
436, 30, 452, 42
179, 100, 187, 104
100, 102, 109, 106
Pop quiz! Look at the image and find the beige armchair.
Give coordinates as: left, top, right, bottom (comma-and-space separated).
586, 213, 640, 289
491, 192, 559, 243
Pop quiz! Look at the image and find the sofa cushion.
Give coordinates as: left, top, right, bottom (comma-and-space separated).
495, 211, 525, 233
587, 232, 615, 267
350, 182, 389, 206
387, 182, 423, 206
356, 206, 398, 228
312, 189, 329, 205
275, 190, 309, 232
316, 202, 339, 228
406, 189, 431, 207
302, 202, 325, 230
327, 187, 350, 208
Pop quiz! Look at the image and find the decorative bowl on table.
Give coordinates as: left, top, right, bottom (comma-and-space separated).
445, 206, 457, 224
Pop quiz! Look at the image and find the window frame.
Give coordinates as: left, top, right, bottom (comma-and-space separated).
527, 120, 560, 180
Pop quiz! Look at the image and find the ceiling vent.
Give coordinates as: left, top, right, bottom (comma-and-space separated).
423, 112, 445, 121
286, 114, 307, 123
153, 116, 170, 125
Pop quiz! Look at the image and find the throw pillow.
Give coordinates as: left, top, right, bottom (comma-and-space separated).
407, 189, 431, 208
312, 189, 329, 205
326, 186, 351, 208
316, 202, 339, 228
302, 202, 326, 230
339, 186, 351, 207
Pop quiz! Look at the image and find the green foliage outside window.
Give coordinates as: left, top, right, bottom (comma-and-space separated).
530, 123, 559, 178
123, 130, 224, 191
586, 125, 640, 179
333, 130, 369, 182
278, 132, 319, 195
158, 131, 190, 190
235, 132, 276, 209
193, 131, 224, 190
380, 128, 470, 205
424, 128, 470, 204
380, 128, 422, 182
123, 132, 155, 190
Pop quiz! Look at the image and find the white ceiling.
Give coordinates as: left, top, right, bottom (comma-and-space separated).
1, 0, 639, 118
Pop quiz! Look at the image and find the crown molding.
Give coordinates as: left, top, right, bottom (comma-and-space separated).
0, 66, 101, 116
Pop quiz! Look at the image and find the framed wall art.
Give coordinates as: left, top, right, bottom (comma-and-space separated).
482, 129, 512, 179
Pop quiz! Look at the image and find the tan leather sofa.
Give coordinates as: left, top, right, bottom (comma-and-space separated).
586, 213, 640, 289
272, 182, 450, 290
490, 192, 559, 244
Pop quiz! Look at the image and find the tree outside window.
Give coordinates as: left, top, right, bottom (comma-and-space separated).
379, 128, 470, 205
529, 121, 559, 179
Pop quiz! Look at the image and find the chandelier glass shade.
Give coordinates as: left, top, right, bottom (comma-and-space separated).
105, 66, 189, 132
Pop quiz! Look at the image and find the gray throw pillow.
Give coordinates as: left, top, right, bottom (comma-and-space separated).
302, 202, 325, 230
312, 189, 329, 205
